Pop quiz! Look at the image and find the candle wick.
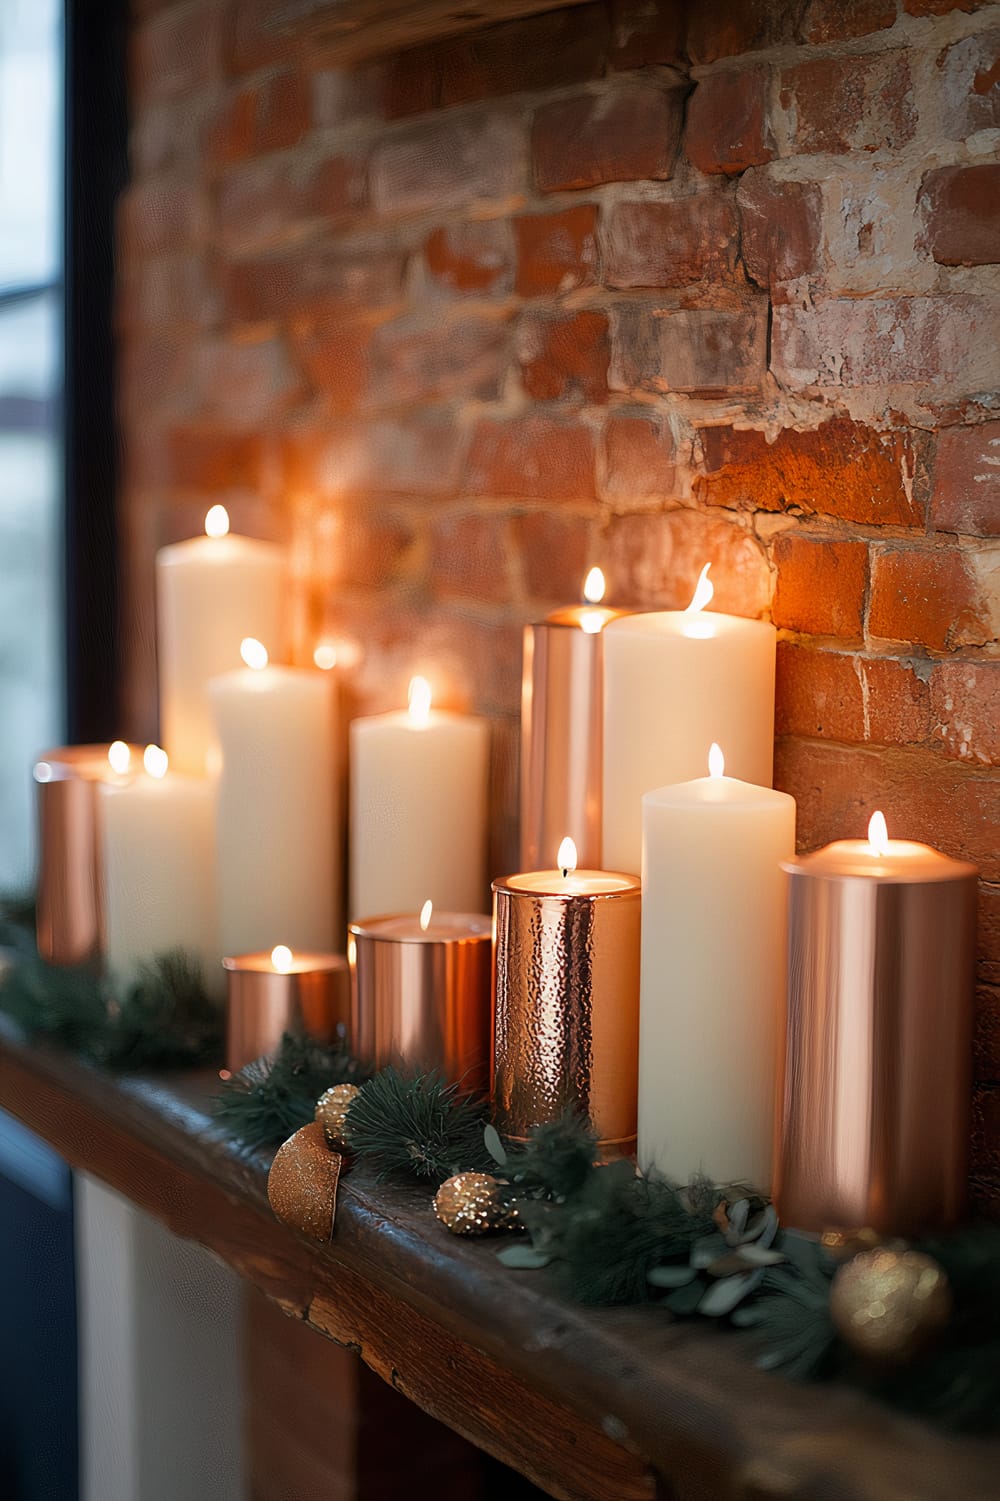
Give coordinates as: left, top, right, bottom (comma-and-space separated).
562, 867, 568, 879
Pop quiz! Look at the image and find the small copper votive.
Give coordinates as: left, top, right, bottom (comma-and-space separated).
223, 947, 352, 1072
492, 861, 641, 1152
348, 910, 492, 1088
33, 743, 140, 966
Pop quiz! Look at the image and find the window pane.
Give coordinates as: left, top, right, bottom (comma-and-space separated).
0, 0, 63, 290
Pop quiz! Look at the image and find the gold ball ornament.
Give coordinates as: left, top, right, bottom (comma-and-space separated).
433, 1172, 514, 1237
267, 1121, 341, 1241
830, 1248, 952, 1364
316, 1082, 360, 1147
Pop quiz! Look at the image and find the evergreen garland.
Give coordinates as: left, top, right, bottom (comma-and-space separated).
214, 1034, 371, 1151
343, 1067, 494, 1183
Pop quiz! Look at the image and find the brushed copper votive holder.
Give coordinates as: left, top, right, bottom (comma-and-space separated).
223, 951, 352, 1072
775, 857, 978, 1236
348, 914, 492, 1089
492, 871, 641, 1152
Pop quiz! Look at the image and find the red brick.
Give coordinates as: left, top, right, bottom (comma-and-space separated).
919, 164, 1000, 267
217, 153, 367, 250
515, 205, 598, 296
533, 85, 684, 192
162, 426, 265, 492
120, 253, 215, 329
974, 984, 1000, 1083
193, 336, 303, 426
311, 64, 387, 129
510, 510, 596, 602
424, 221, 514, 295
371, 112, 525, 217
863, 657, 933, 745
607, 507, 771, 615
206, 71, 311, 165
283, 419, 467, 498
931, 661, 1000, 764
906, 0, 991, 11
937, 29, 1000, 140
372, 315, 510, 405
517, 310, 609, 403
698, 419, 924, 527
611, 302, 768, 396
772, 534, 868, 638
776, 644, 865, 742
289, 495, 414, 591
465, 418, 596, 501
427, 512, 512, 605
132, 4, 224, 101
599, 413, 678, 504
686, 1, 796, 63
228, 0, 301, 72
736, 172, 822, 296
979, 885, 1000, 986
685, 68, 773, 177
610, 0, 685, 69
604, 194, 739, 289
779, 54, 915, 156
932, 422, 1000, 537
292, 318, 373, 413
797, 0, 896, 42
869, 548, 994, 651
119, 178, 205, 257
223, 249, 405, 324
132, 95, 212, 175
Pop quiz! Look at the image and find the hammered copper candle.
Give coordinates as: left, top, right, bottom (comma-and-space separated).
492, 840, 640, 1151
776, 812, 978, 1237
223, 945, 351, 1072
521, 568, 628, 871
33, 741, 139, 966
349, 904, 492, 1087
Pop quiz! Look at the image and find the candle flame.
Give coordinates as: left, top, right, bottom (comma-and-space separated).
583, 566, 606, 605
868, 810, 889, 856
271, 944, 293, 973
240, 637, 268, 671
108, 741, 131, 775
684, 562, 714, 614
204, 504, 230, 539
419, 899, 433, 932
408, 675, 432, 728
143, 744, 168, 779
557, 836, 577, 877
708, 743, 725, 779
313, 641, 338, 671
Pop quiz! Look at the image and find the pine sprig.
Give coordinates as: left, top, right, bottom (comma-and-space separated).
215, 1033, 370, 1151
345, 1067, 493, 1183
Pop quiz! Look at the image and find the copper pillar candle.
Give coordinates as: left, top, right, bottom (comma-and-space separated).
33, 743, 139, 965
349, 909, 492, 1087
492, 848, 641, 1151
520, 570, 628, 871
223, 946, 351, 1072
775, 814, 978, 1237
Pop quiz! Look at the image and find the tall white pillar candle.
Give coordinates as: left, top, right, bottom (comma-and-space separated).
98, 746, 219, 994
639, 745, 795, 1189
209, 638, 339, 956
349, 677, 490, 920
156, 505, 287, 776
603, 565, 776, 874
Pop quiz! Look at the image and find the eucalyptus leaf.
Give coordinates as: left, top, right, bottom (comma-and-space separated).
698, 1268, 765, 1316
665, 1278, 708, 1316
483, 1123, 508, 1166
497, 1244, 552, 1270
691, 1232, 727, 1269
647, 1264, 698, 1288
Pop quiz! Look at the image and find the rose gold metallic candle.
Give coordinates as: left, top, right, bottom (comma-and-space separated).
223, 946, 351, 1072
349, 906, 492, 1088
33, 742, 139, 965
775, 813, 978, 1237
492, 841, 640, 1152
520, 569, 628, 871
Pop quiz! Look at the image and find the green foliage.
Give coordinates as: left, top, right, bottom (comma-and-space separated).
732, 1232, 839, 1380
214, 1033, 370, 1152
344, 1067, 493, 1184
498, 1113, 599, 1203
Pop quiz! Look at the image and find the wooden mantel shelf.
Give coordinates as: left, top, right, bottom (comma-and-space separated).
1, 1021, 997, 1501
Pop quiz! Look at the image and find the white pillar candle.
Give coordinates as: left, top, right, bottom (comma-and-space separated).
603, 565, 776, 875
156, 505, 287, 777
349, 677, 490, 920
98, 745, 219, 994
209, 638, 339, 957
639, 744, 795, 1190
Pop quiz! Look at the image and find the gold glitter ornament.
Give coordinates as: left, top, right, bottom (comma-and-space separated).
267, 1121, 341, 1241
316, 1082, 360, 1147
433, 1172, 514, 1236
830, 1248, 952, 1364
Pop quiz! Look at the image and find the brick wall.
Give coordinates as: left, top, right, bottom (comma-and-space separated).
119, 0, 1000, 1205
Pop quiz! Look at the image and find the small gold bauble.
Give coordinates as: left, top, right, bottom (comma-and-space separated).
433, 1172, 513, 1237
830, 1248, 952, 1364
267, 1121, 341, 1241
316, 1082, 360, 1147
820, 1226, 884, 1264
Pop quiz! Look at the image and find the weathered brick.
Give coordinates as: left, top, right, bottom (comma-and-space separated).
931, 661, 1000, 764
698, 419, 924, 527
223, 248, 405, 323
863, 656, 933, 745
427, 512, 513, 605
515, 205, 598, 296
193, 336, 303, 426
979, 885, 1000, 986
611, 302, 768, 396
228, 0, 302, 72
919, 164, 1000, 268
932, 422, 1000, 536
283, 419, 467, 498
292, 318, 374, 412
132, 4, 224, 101
600, 413, 678, 504
686, 0, 796, 64
779, 53, 916, 156
372, 314, 510, 405
772, 534, 868, 638
517, 310, 609, 403
869, 547, 995, 651
371, 112, 525, 217
120, 253, 215, 329
289, 496, 414, 590
465, 418, 596, 500
603, 508, 771, 615
937, 28, 1000, 139
209, 70, 311, 165
907, 0, 993, 11
685, 67, 773, 176
604, 194, 739, 289
217, 152, 367, 249
533, 85, 684, 192
161, 426, 265, 492
775, 645, 865, 742
610, 0, 685, 69
797, 0, 896, 43
119, 178, 205, 257
974, 984, 1000, 1084
312, 63, 387, 129
424, 220, 514, 295
510, 510, 596, 602
736, 172, 822, 296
